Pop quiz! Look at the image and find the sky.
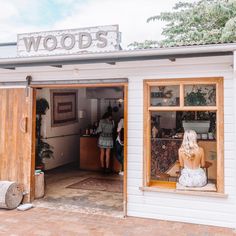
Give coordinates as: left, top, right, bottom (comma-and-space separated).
0, 0, 195, 48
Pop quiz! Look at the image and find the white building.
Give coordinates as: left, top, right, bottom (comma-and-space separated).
0, 25, 236, 228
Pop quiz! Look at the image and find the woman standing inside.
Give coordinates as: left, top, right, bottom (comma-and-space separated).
97, 112, 114, 173
178, 130, 207, 187
116, 117, 124, 175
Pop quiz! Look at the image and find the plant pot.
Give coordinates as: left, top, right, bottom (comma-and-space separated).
35, 164, 45, 171
35, 171, 45, 199
182, 120, 210, 133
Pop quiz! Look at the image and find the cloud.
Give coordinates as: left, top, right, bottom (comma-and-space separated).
0, 2, 19, 20
0, 0, 195, 47
53, 0, 180, 48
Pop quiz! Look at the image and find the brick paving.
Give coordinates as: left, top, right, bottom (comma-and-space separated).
0, 207, 235, 236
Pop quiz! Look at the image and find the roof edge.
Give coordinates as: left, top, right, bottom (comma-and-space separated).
0, 42, 17, 47
0, 43, 235, 68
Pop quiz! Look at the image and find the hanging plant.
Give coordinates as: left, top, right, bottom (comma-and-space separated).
36, 98, 49, 115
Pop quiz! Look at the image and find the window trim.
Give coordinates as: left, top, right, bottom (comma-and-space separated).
143, 77, 224, 193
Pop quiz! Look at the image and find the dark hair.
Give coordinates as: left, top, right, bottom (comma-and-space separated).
102, 112, 112, 119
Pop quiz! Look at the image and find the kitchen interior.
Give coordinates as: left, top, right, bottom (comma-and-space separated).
35, 86, 124, 215
150, 85, 217, 189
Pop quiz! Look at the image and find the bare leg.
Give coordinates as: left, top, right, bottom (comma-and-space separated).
105, 148, 111, 168
100, 148, 105, 168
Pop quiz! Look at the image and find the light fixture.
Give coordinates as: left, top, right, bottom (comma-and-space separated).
78, 110, 86, 119
3, 67, 15, 70
169, 58, 176, 62
51, 65, 63, 68
106, 62, 116, 65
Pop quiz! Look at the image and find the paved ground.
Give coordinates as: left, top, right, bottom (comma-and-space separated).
35, 168, 123, 217
1, 167, 233, 235
0, 207, 235, 236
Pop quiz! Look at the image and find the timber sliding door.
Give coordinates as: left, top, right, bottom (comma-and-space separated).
0, 88, 35, 202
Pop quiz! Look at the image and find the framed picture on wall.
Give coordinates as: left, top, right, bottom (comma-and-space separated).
50, 90, 78, 127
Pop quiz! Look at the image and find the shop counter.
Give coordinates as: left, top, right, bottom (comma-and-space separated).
79, 136, 121, 172
151, 138, 217, 181
80, 136, 101, 171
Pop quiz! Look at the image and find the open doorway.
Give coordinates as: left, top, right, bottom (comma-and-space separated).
33, 84, 127, 217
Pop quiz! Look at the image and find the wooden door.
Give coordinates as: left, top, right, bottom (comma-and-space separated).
0, 88, 35, 202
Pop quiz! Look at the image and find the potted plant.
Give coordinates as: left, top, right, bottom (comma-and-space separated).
36, 98, 53, 170
185, 85, 216, 106
185, 87, 207, 106
183, 86, 216, 133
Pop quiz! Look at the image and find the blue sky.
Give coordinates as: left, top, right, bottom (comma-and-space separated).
16, 0, 84, 26
22, 1, 64, 26
11, 1, 77, 29
0, 0, 195, 47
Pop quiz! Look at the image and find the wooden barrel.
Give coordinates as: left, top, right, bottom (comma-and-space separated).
0, 181, 23, 209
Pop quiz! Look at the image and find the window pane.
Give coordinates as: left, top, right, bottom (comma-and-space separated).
150, 85, 179, 106
150, 111, 217, 186
150, 111, 181, 181
184, 84, 216, 106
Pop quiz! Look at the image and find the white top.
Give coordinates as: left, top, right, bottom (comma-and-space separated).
116, 118, 124, 145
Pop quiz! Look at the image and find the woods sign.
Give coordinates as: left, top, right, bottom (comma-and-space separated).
17, 25, 120, 57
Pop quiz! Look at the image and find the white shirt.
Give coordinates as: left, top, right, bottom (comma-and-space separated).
116, 118, 124, 145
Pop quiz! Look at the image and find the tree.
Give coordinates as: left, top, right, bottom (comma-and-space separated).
129, 0, 236, 49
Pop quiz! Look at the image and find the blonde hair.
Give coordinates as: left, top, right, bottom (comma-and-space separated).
180, 130, 199, 160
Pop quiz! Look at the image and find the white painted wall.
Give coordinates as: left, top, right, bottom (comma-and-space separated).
87, 87, 124, 123
36, 88, 92, 169
126, 59, 236, 229
100, 99, 124, 123
90, 99, 98, 124
0, 55, 235, 228
152, 111, 176, 129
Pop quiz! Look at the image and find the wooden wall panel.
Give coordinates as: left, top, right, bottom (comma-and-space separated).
0, 88, 34, 202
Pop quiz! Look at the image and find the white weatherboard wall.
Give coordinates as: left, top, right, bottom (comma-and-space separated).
0, 55, 236, 228
127, 64, 236, 229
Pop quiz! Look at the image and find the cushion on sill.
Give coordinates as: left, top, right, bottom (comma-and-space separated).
176, 183, 216, 192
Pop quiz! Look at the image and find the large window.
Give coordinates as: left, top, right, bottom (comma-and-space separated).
144, 78, 224, 193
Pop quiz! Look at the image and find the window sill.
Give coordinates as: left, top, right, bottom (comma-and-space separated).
139, 186, 228, 198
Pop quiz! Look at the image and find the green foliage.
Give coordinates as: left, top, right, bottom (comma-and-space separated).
36, 140, 54, 166
185, 89, 207, 106
185, 85, 216, 106
129, 0, 236, 48
36, 98, 53, 168
36, 98, 49, 115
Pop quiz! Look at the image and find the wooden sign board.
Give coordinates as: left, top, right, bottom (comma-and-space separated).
17, 25, 120, 57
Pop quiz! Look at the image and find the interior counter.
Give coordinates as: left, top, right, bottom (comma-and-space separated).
151, 138, 217, 180
79, 136, 121, 172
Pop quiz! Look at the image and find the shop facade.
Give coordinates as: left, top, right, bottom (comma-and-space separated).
0, 26, 236, 228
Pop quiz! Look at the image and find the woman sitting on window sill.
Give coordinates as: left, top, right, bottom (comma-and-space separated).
178, 130, 207, 187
